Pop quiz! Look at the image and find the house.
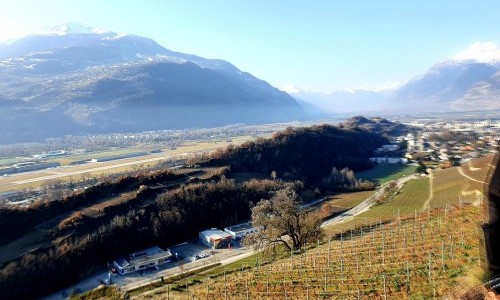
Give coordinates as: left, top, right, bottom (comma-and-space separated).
199, 228, 232, 249
112, 246, 172, 275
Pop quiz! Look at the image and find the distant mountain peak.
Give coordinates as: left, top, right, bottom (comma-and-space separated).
450, 41, 500, 64
39, 22, 110, 36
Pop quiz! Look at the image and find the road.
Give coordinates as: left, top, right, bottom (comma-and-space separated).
322, 174, 417, 226
422, 170, 434, 210
458, 165, 486, 184
42, 242, 256, 300
0, 155, 169, 189
43, 174, 419, 299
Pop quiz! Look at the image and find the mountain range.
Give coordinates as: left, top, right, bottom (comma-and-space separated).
2, 24, 499, 144
294, 41, 500, 114
0, 24, 304, 143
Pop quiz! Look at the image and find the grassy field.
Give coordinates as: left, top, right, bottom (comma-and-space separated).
134, 205, 484, 300
356, 164, 416, 185
430, 167, 485, 209
323, 191, 374, 209
323, 178, 430, 235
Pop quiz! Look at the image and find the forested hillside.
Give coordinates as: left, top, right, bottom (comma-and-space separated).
196, 124, 388, 184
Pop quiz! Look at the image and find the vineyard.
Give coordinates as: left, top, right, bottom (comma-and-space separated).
136, 204, 484, 300
430, 165, 487, 209
323, 178, 430, 235
120, 155, 495, 299
460, 154, 495, 183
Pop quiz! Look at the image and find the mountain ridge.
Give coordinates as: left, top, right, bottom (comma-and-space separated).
295, 41, 500, 114
0, 27, 305, 143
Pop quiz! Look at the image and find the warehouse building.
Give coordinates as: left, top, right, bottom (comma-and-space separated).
224, 222, 261, 240
199, 228, 232, 249
112, 246, 172, 275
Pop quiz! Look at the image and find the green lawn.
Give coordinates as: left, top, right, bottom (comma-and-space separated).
356, 164, 416, 185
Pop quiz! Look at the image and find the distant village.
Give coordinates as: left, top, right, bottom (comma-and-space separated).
370, 119, 499, 168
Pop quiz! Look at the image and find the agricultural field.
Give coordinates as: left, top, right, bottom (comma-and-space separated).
0, 137, 254, 193
322, 191, 374, 209
324, 178, 430, 235
309, 190, 375, 220
460, 153, 496, 183
356, 164, 416, 185
430, 167, 485, 209
133, 205, 484, 300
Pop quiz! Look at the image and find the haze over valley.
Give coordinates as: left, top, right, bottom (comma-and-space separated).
0, 2, 499, 300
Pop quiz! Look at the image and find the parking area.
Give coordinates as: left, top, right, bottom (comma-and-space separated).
170, 241, 210, 262
44, 239, 251, 299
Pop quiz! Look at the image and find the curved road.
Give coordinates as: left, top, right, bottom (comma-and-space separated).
322, 174, 418, 226
44, 174, 420, 299
458, 166, 486, 184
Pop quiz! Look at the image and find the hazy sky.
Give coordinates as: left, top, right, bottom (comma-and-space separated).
1, 0, 499, 91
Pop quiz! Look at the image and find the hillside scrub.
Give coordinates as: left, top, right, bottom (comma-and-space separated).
0, 168, 186, 245
0, 177, 300, 299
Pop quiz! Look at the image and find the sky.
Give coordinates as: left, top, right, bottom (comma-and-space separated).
0, 0, 499, 92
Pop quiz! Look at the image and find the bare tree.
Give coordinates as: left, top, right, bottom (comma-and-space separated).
247, 188, 323, 251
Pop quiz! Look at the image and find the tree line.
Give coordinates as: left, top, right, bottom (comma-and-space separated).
191, 124, 387, 186
0, 177, 299, 299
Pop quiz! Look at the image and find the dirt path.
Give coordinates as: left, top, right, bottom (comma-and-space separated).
458, 166, 486, 184
422, 171, 434, 210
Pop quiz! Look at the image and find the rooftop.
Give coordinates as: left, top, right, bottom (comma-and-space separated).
200, 228, 232, 240
224, 222, 254, 233
115, 246, 172, 268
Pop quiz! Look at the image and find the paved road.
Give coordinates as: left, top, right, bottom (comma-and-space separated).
5, 156, 168, 186
322, 174, 417, 226
43, 175, 419, 299
42, 243, 255, 300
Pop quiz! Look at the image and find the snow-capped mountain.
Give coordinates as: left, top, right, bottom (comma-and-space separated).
39, 22, 109, 35
0, 25, 304, 143
388, 42, 500, 112
295, 41, 500, 114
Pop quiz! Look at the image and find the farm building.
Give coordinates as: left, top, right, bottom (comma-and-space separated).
224, 222, 262, 239
112, 246, 172, 275
199, 228, 232, 249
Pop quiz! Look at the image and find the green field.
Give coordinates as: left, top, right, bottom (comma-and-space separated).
324, 178, 430, 235
320, 191, 374, 209
360, 177, 429, 218
356, 164, 416, 185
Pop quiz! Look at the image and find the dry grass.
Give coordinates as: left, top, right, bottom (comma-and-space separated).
461, 154, 496, 183
431, 167, 484, 209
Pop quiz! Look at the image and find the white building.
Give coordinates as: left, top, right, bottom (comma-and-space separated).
224, 222, 262, 239
370, 157, 408, 165
112, 246, 172, 275
199, 228, 232, 249
379, 144, 399, 152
